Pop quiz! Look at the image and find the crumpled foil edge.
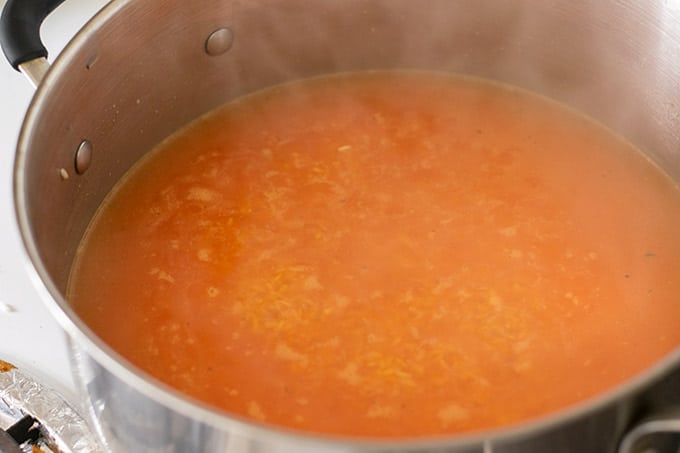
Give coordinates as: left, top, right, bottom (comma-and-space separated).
0, 359, 103, 453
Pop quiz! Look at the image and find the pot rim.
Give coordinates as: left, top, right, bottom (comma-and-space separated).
13, 0, 680, 450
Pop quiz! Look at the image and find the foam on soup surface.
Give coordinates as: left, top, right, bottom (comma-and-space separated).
68, 71, 680, 438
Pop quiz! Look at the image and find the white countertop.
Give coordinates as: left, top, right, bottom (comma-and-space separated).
0, 0, 109, 400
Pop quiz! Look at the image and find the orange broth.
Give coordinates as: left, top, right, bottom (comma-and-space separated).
68, 71, 680, 438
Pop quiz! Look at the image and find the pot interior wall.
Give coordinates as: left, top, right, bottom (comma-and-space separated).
18, 0, 680, 367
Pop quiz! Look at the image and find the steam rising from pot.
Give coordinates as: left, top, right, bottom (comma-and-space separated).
212, 0, 679, 176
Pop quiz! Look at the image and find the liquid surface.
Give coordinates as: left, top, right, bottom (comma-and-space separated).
69, 71, 680, 438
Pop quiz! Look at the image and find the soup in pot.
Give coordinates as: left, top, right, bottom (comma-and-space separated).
68, 71, 680, 438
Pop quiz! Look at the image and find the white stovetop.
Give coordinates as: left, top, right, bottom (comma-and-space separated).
0, 0, 109, 401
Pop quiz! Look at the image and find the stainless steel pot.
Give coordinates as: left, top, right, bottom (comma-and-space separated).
3, 0, 680, 451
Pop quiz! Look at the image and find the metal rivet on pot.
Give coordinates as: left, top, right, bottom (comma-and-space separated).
75, 140, 93, 175
205, 27, 234, 56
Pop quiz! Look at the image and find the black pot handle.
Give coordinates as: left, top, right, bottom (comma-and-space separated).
0, 0, 67, 71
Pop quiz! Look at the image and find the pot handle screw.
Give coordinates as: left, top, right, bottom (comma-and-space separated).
205, 28, 234, 56
75, 139, 93, 175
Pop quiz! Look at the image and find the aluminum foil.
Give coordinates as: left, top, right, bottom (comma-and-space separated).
0, 360, 103, 453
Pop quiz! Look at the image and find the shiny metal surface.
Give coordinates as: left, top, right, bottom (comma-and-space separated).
619, 411, 680, 453
205, 28, 234, 57
17, 57, 49, 88
11, 0, 680, 451
74, 140, 93, 175
0, 359, 102, 452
